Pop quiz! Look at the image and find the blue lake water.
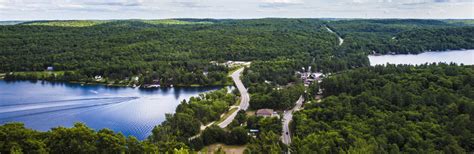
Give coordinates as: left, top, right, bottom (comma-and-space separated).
0, 80, 222, 139
369, 50, 474, 66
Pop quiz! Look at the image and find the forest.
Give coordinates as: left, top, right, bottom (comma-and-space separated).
1, 19, 472, 86
327, 20, 474, 54
0, 122, 165, 153
291, 64, 474, 153
1, 19, 474, 153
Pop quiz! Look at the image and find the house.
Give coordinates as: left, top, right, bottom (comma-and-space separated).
143, 79, 161, 88
315, 95, 323, 100
256, 109, 274, 117
94, 75, 102, 80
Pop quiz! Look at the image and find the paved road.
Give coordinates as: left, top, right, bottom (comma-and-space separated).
282, 95, 304, 145
325, 26, 344, 46
189, 67, 250, 141
218, 67, 250, 128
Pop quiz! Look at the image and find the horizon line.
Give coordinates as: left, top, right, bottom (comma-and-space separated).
1, 17, 474, 22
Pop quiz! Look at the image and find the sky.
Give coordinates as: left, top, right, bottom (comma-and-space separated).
0, 0, 473, 20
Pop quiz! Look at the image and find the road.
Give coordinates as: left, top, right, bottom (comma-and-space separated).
218, 67, 250, 128
281, 95, 304, 145
325, 26, 344, 46
189, 67, 250, 141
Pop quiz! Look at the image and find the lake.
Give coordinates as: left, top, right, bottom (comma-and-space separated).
369, 50, 474, 66
0, 80, 223, 139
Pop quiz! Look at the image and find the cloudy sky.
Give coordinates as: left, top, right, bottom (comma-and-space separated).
0, 0, 473, 20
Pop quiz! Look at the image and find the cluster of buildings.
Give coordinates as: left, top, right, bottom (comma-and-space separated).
296, 66, 324, 86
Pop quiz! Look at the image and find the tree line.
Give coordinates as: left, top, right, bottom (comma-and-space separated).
291, 63, 474, 153
327, 19, 474, 54
6, 19, 472, 85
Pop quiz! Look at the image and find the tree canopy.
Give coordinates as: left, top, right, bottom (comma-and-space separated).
292, 64, 474, 153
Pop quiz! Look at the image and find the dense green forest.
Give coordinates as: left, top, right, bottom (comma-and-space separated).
1, 19, 474, 153
291, 64, 474, 153
327, 20, 474, 54
0, 19, 337, 86
1, 19, 472, 86
0, 122, 165, 153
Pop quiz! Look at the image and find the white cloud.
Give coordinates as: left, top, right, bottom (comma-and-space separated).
259, 0, 303, 8
0, 0, 472, 20
262, 0, 302, 4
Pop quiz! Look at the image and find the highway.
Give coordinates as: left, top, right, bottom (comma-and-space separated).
282, 95, 304, 145
218, 67, 250, 128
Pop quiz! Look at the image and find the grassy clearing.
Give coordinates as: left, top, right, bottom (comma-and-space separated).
199, 143, 247, 154
227, 66, 243, 76
246, 111, 256, 117
234, 98, 241, 106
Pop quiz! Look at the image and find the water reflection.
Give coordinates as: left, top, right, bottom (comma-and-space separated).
0, 80, 221, 139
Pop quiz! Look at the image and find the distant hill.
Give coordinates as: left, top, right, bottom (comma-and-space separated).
0, 18, 472, 85
0, 21, 25, 25
20, 19, 213, 27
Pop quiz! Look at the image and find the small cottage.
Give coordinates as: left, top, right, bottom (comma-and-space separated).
94, 75, 103, 80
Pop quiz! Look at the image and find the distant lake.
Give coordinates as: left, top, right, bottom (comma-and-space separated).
369, 50, 474, 66
0, 80, 223, 139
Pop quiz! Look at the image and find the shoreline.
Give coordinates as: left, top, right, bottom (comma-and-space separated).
368, 49, 474, 66
0, 78, 233, 89
369, 48, 473, 56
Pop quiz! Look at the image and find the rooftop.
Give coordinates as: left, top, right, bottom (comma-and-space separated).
256, 109, 274, 116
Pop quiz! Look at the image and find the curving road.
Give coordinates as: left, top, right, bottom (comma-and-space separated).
189, 67, 250, 141
282, 95, 304, 145
218, 67, 250, 128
